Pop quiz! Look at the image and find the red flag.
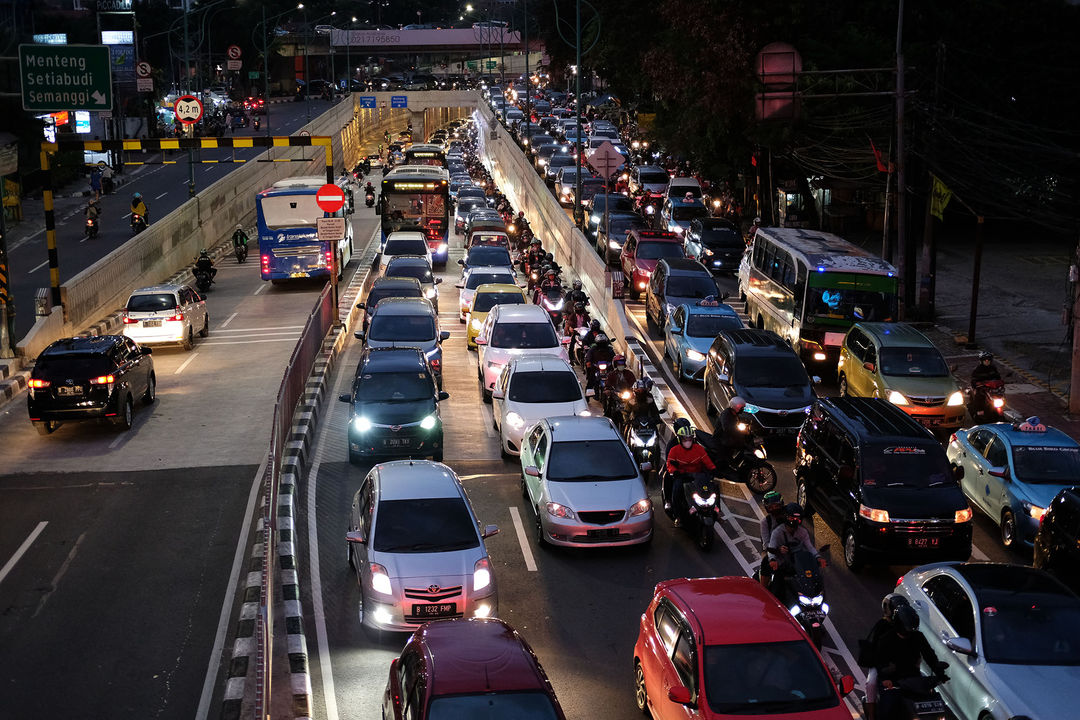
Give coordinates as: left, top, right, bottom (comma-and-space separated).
870, 139, 890, 173
750, 153, 758, 167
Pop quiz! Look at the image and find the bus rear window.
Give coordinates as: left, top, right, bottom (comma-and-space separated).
260, 195, 322, 229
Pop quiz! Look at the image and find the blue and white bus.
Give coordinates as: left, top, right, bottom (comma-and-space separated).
377, 166, 450, 268
257, 176, 354, 283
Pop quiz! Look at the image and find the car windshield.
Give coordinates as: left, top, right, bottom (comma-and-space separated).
860, 444, 954, 488
699, 227, 743, 248
1012, 444, 1080, 483
427, 692, 559, 720
637, 242, 684, 260
466, 247, 512, 267
456, 199, 484, 216
667, 275, 719, 299
806, 285, 897, 323
638, 170, 668, 184
473, 292, 526, 313
367, 286, 423, 307
546, 439, 637, 480
368, 314, 436, 342
355, 371, 433, 402
548, 156, 573, 169
490, 322, 558, 349
672, 205, 709, 221
127, 293, 177, 312
384, 238, 428, 256
734, 355, 810, 388
508, 371, 582, 403
386, 265, 432, 284
372, 498, 480, 553
703, 641, 839, 715
686, 313, 741, 338
979, 591, 1080, 665
466, 272, 514, 290
878, 347, 949, 377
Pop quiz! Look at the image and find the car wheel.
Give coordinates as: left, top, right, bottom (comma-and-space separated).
1001, 509, 1017, 548
796, 479, 811, 517
182, 327, 194, 351
482, 386, 492, 404
843, 527, 863, 572
114, 395, 134, 431
633, 661, 649, 715
142, 373, 156, 405
533, 505, 548, 548
200, 314, 210, 338
34, 420, 58, 436
838, 373, 849, 397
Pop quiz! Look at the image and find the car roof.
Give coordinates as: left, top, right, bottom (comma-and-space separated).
493, 304, 551, 323
682, 301, 739, 317
370, 298, 436, 316
371, 276, 423, 290
359, 347, 428, 374
719, 328, 788, 353
668, 198, 705, 207
508, 356, 575, 374
474, 283, 524, 295
130, 284, 184, 295
385, 255, 431, 269
418, 619, 550, 697
696, 218, 738, 231
546, 415, 618, 441
985, 422, 1079, 448
855, 322, 933, 347
661, 258, 711, 274
376, 461, 463, 501
662, 576, 806, 645
819, 396, 936, 442
386, 231, 426, 242
42, 335, 123, 356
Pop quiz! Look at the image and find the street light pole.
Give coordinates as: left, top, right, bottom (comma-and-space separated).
574, 0, 582, 227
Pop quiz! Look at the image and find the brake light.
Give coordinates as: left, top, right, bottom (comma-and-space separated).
167, 313, 184, 322
326, 250, 333, 266
122, 315, 138, 324
896, 576, 904, 587
261, 255, 270, 268
28, 379, 50, 388
429, 358, 441, 370
89, 375, 116, 385
948, 433, 957, 444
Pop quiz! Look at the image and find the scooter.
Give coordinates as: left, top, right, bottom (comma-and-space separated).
193, 268, 214, 294
234, 240, 248, 263
770, 545, 830, 647
130, 213, 147, 235
537, 286, 565, 326
85, 216, 99, 239
666, 472, 721, 551
365, 191, 375, 208
626, 415, 659, 485
718, 413, 778, 494
967, 379, 1005, 422
876, 673, 950, 720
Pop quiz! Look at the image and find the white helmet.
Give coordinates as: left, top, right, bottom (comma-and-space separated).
728, 396, 746, 412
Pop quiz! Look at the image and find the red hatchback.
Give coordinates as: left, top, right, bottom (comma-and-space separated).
620, 229, 685, 300
633, 577, 855, 720
384, 617, 567, 720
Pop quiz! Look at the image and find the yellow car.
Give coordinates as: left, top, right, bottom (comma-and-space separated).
467, 283, 528, 349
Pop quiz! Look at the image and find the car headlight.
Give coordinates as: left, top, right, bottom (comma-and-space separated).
420, 414, 437, 430
674, 226, 685, 235
704, 248, 714, 256
425, 287, 437, 299
370, 563, 393, 595
437, 242, 448, 252
947, 390, 964, 406
353, 416, 373, 432
546, 502, 576, 520
887, 390, 908, 406
859, 504, 891, 523
1021, 501, 1046, 521
686, 349, 706, 362
609, 240, 621, 250
538, 158, 547, 165
470, 317, 483, 330
505, 411, 526, 430
473, 557, 492, 591
955, 507, 973, 523
629, 498, 652, 517
591, 214, 601, 223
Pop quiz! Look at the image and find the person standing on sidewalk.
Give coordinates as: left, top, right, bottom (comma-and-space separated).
89, 167, 102, 201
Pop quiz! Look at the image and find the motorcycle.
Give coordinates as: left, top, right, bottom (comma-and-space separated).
85, 216, 99, 239
876, 673, 950, 720
365, 191, 375, 208
586, 359, 610, 400
718, 414, 778, 493
253, 117, 261, 131
626, 415, 660, 485
538, 286, 565, 326
966, 379, 1005, 422
604, 385, 633, 429
234, 240, 248, 263
770, 545, 830, 647
193, 268, 214, 293
130, 213, 147, 235
666, 472, 721, 551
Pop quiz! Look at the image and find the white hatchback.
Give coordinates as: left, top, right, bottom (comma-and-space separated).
493, 356, 590, 456
456, 266, 518, 321
476, 305, 569, 403
380, 231, 432, 274
122, 284, 208, 350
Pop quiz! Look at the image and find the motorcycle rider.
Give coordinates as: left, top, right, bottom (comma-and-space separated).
534, 268, 562, 304
232, 224, 248, 252
563, 301, 590, 339
971, 350, 1002, 385
767, 504, 826, 602
603, 354, 636, 422
565, 278, 589, 308
584, 333, 616, 396
130, 192, 149, 223
85, 198, 101, 223
758, 490, 785, 586
193, 249, 217, 283
625, 377, 661, 432
665, 424, 716, 523
716, 395, 749, 477
575, 318, 603, 366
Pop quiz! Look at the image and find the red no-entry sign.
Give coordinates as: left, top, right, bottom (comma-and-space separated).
316, 183, 345, 213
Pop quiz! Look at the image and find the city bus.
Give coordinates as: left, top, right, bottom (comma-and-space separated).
256, 176, 354, 283
738, 227, 898, 367
403, 143, 448, 169
377, 166, 451, 268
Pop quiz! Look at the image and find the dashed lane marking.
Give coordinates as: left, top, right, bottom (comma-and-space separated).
252, 282, 268, 296
219, 312, 238, 329
198, 338, 299, 346
509, 507, 538, 571
0, 521, 48, 588
107, 433, 126, 450
28, 260, 48, 274
155, 192, 168, 200
174, 351, 199, 375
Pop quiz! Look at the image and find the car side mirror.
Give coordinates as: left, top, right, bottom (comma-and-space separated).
142, 346, 153, 355
863, 361, 876, 372
475, 337, 487, 346
492, 388, 505, 400
440, 331, 451, 342
338, 393, 352, 403
945, 637, 976, 656
524, 465, 541, 477
345, 530, 366, 545
354, 331, 365, 341
811, 375, 822, 384
840, 674, 856, 696
481, 524, 499, 539
435, 277, 443, 284
952, 464, 965, 480
438, 391, 450, 401
988, 466, 1008, 479
355, 302, 366, 309
667, 686, 694, 707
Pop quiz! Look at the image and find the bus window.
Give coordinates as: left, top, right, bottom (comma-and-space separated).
793, 261, 807, 315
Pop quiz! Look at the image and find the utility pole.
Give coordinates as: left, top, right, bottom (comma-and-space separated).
184, 0, 195, 197
1070, 237, 1080, 413
574, 0, 583, 228
894, 0, 909, 316
522, 0, 530, 143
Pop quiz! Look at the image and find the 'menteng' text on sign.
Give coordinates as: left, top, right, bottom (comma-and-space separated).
18, 44, 113, 112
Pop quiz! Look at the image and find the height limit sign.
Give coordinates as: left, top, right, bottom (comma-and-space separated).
226, 44, 242, 71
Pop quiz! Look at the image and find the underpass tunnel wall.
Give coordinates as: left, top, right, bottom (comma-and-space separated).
17, 100, 409, 361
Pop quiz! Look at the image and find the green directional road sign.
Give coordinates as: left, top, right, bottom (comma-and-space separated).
18, 44, 113, 112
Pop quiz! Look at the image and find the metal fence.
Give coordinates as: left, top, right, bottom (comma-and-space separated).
254, 281, 335, 718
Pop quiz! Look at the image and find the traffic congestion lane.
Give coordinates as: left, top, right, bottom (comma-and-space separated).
301, 244, 749, 720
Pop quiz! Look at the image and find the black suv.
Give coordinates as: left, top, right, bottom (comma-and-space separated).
795, 397, 972, 571
704, 329, 815, 436
28, 335, 156, 435
1034, 487, 1080, 593
683, 218, 744, 275
338, 347, 450, 464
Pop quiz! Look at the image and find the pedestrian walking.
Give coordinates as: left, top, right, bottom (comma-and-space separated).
89, 166, 102, 201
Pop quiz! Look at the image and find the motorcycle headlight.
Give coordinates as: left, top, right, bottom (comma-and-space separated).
591, 214, 601, 223
630, 433, 645, 447
947, 390, 964, 406
736, 422, 748, 432
798, 595, 812, 606
609, 240, 621, 250
789, 604, 801, 616
420, 414, 437, 430
754, 448, 766, 459
692, 492, 717, 507
620, 390, 632, 400
887, 390, 908, 406
704, 248, 714, 256
646, 434, 656, 447
629, 498, 652, 517
505, 411, 526, 430
685, 349, 706, 362
645, 205, 655, 215
425, 287, 437, 299
353, 416, 373, 432
811, 595, 824, 606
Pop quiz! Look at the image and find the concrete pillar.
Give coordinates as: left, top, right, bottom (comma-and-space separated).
409, 110, 425, 142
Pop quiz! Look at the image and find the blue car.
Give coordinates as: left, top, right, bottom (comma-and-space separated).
946, 417, 1080, 548
662, 298, 743, 382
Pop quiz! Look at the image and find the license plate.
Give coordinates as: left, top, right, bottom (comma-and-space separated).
290, 271, 308, 278
384, 438, 411, 448
56, 386, 83, 396
908, 536, 940, 548
914, 700, 946, 714
824, 332, 845, 346
587, 528, 620, 539
142, 319, 161, 328
411, 603, 455, 618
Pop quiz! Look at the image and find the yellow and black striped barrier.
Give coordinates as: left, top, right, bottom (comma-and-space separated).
38, 136, 334, 309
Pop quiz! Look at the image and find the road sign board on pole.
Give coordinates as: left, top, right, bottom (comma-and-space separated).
135, 61, 151, 78
248, 71, 260, 79
174, 94, 204, 125
18, 44, 113, 112
137, 77, 153, 93
226, 45, 242, 60
317, 216, 346, 241
587, 141, 624, 179
359, 96, 376, 108
316, 184, 345, 213
391, 95, 407, 108
227, 60, 241, 71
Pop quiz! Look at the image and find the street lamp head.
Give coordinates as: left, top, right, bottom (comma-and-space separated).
466, 3, 473, 11
351, 16, 357, 22
297, 3, 303, 8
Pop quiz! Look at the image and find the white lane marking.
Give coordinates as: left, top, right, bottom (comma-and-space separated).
219, 325, 305, 332
122, 212, 131, 219
219, 312, 238, 329
33, 531, 86, 618
155, 191, 168, 200
970, 543, 990, 561
211, 331, 299, 339
174, 351, 199, 374
195, 458, 268, 720
252, 283, 268, 296
198, 338, 299, 346
0, 521, 48, 588
28, 260, 49, 274
508, 507, 538, 571
204, 166, 216, 173
107, 433, 126, 450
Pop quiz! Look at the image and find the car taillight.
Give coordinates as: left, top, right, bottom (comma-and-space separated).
167, 313, 184, 322
896, 576, 904, 587
89, 375, 116, 385
28, 379, 50, 388
122, 315, 138, 324
429, 358, 441, 370
948, 433, 957, 444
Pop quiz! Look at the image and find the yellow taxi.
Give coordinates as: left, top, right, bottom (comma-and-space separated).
467, 283, 528, 349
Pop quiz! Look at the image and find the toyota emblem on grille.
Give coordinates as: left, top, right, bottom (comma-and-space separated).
65, 379, 74, 385
778, 409, 788, 416
428, 584, 440, 594
390, 425, 402, 432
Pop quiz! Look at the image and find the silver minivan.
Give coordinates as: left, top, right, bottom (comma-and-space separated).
122, 284, 208, 351
356, 298, 450, 388
346, 460, 500, 632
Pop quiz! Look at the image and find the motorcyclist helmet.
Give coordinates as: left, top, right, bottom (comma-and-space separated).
574, 301, 586, 313
753, 216, 761, 224
545, 252, 554, 262
881, 593, 911, 622
763, 490, 784, 512
675, 424, 695, 439
199, 249, 210, 258
235, 223, 244, 231
894, 605, 920, 635
546, 269, 557, 278
684, 192, 694, 202
572, 279, 582, 291
132, 192, 142, 201
783, 502, 803, 527
589, 319, 601, 332
613, 354, 626, 367
673, 417, 692, 436
517, 211, 525, 219
979, 351, 993, 362
728, 396, 747, 413
531, 237, 542, 246
594, 333, 610, 346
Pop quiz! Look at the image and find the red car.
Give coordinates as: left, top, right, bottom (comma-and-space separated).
620, 229, 684, 300
633, 577, 855, 720
384, 617, 567, 720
